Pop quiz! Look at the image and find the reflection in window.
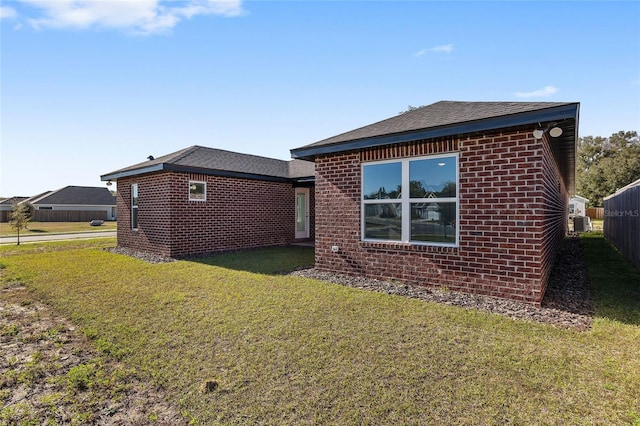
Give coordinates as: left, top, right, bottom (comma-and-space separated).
189, 181, 206, 201
410, 202, 456, 243
362, 154, 458, 246
131, 183, 138, 230
364, 203, 402, 241
409, 158, 457, 198
363, 162, 401, 200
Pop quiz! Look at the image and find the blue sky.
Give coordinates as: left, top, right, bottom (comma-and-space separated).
1, 0, 639, 197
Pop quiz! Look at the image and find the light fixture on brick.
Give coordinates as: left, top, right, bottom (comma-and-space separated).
533, 129, 544, 139
533, 124, 563, 140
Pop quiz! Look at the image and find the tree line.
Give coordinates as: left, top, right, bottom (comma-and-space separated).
576, 130, 639, 207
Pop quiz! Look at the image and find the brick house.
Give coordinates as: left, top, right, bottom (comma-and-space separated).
1, 187, 116, 222
27, 186, 117, 221
291, 101, 580, 304
101, 146, 315, 258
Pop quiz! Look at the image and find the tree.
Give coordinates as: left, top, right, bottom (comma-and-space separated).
399, 105, 426, 115
576, 131, 640, 207
8, 202, 32, 245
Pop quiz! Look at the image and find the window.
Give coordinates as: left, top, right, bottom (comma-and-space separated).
362, 153, 458, 246
131, 183, 138, 230
189, 181, 206, 201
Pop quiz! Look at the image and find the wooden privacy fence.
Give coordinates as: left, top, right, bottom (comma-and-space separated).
586, 207, 604, 220
1, 210, 109, 222
604, 180, 640, 271
33, 210, 108, 222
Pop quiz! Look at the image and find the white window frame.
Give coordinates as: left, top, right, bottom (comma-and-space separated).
361, 153, 459, 247
189, 181, 207, 201
131, 183, 139, 230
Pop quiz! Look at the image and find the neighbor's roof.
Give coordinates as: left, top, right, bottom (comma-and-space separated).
25, 186, 116, 206
101, 145, 315, 183
0, 196, 29, 206
291, 100, 580, 192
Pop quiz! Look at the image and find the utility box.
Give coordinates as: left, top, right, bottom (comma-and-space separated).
573, 216, 592, 233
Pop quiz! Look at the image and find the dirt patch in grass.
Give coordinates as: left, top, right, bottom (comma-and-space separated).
0, 283, 187, 425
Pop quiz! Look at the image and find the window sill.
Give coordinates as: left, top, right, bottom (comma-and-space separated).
361, 240, 458, 253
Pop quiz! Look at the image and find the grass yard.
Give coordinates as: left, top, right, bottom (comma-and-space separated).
591, 219, 604, 231
1, 235, 639, 424
0, 221, 117, 238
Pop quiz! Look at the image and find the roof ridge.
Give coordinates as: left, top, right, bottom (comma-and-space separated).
27, 188, 59, 204
164, 145, 201, 164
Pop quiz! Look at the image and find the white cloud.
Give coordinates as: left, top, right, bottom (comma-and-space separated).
17, 0, 243, 34
430, 44, 454, 54
414, 44, 454, 57
514, 85, 559, 98
0, 6, 17, 19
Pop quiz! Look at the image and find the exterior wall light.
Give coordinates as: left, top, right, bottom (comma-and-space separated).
549, 126, 563, 137
532, 129, 545, 140
533, 124, 563, 140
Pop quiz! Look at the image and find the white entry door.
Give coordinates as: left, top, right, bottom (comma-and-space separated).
295, 188, 310, 239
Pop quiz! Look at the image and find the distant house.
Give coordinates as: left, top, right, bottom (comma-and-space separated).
24, 186, 116, 222
0, 197, 29, 222
101, 146, 315, 258
291, 100, 580, 305
569, 195, 589, 217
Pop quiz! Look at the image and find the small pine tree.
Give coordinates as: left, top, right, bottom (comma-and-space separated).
9, 203, 32, 245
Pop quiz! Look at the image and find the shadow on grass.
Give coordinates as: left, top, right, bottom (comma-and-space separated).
581, 232, 640, 326
186, 236, 639, 326
186, 245, 315, 275
27, 229, 47, 233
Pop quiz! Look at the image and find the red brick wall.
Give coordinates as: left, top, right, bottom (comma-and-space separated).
117, 173, 173, 257
538, 134, 569, 297
116, 172, 306, 258
314, 129, 568, 305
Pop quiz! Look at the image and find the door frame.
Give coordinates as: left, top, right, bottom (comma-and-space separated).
295, 187, 310, 239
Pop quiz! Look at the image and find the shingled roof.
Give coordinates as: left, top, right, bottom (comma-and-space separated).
26, 186, 115, 206
101, 146, 315, 183
291, 101, 578, 157
0, 196, 29, 206
290, 100, 579, 192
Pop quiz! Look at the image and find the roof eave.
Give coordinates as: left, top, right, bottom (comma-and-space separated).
101, 163, 295, 183
291, 103, 580, 161
101, 164, 166, 181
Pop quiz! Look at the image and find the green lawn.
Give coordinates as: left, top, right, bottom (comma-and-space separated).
1, 235, 639, 424
0, 221, 117, 237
